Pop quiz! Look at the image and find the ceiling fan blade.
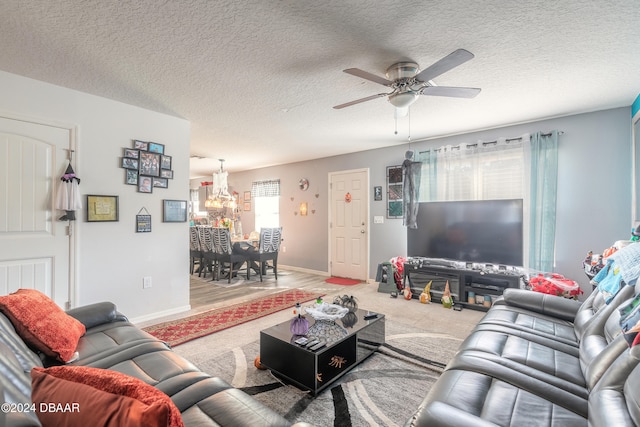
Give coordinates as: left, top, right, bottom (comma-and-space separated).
333, 93, 388, 109
415, 49, 475, 82
422, 86, 481, 98
343, 68, 393, 86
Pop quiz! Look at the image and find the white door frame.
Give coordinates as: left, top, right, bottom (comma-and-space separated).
327, 168, 370, 281
0, 111, 79, 308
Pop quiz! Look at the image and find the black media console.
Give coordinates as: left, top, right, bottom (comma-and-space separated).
403, 260, 522, 311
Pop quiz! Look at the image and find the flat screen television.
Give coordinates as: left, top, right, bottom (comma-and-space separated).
407, 199, 524, 266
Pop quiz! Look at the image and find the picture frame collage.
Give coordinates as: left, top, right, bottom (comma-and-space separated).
121, 139, 174, 193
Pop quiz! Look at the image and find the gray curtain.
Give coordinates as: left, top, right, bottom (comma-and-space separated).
528, 131, 559, 272
402, 151, 422, 228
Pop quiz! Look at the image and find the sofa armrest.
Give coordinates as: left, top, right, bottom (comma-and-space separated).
66, 302, 123, 329
498, 288, 582, 321
406, 401, 500, 427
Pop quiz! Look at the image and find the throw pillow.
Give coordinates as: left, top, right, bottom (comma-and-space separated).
0, 289, 85, 362
31, 366, 184, 427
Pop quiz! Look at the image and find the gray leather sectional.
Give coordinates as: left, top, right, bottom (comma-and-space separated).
406, 282, 640, 426
0, 301, 309, 427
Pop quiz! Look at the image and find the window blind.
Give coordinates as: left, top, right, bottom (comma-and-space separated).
251, 179, 280, 197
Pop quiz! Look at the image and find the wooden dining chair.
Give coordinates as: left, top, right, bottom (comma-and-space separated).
211, 227, 249, 283
249, 227, 283, 282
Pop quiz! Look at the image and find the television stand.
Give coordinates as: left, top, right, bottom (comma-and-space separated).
403, 261, 521, 311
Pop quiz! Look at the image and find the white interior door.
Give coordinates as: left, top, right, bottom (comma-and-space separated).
0, 115, 75, 308
329, 169, 369, 280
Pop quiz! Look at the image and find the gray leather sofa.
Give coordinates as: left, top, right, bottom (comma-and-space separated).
0, 301, 307, 427
406, 282, 640, 427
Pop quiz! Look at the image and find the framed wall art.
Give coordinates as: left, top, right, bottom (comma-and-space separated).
163, 199, 188, 222
121, 139, 174, 192
86, 195, 119, 222
138, 176, 153, 193
387, 165, 403, 218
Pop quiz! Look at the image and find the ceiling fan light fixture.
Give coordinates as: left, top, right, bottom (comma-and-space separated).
388, 91, 418, 108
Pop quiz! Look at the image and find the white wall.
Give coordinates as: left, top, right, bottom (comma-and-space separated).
0, 71, 191, 322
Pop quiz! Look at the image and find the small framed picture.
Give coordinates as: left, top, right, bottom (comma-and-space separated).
136, 214, 152, 233
139, 151, 160, 177
125, 169, 138, 185
374, 186, 382, 201
121, 157, 139, 170
244, 202, 251, 212
86, 195, 119, 222
163, 199, 188, 222
244, 191, 251, 201
160, 155, 172, 170
124, 148, 139, 159
153, 177, 168, 188
160, 169, 173, 179
133, 140, 148, 150
148, 142, 164, 154
138, 175, 153, 193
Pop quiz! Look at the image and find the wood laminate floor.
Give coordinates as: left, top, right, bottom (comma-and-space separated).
189, 267, 340, 310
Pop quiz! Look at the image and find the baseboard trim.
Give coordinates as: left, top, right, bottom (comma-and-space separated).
130, 304, 191, 325
279, 264, 329, 277
279, 264, 374, 284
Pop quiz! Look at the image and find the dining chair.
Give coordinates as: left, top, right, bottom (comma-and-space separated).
249, 227, 283, 282
189, 227, 203, 275
211, 227, 249, 283
197, 226, 217, 280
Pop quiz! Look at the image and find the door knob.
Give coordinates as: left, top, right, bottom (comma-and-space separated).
361, 230, 365, 234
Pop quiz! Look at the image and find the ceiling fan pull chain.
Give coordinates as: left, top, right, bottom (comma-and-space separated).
407, 107, 411, 142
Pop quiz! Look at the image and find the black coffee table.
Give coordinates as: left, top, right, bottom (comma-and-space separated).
259, 308, 385, 395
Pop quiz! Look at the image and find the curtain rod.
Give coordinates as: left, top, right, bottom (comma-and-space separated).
418, 130, 564, 154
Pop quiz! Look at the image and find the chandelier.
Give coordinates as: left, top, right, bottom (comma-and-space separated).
205, 159, 235, 209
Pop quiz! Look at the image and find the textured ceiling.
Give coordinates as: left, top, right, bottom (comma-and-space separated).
2, 1, 639, 178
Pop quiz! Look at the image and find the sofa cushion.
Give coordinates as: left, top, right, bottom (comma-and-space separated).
0, 289, 85, 363
31, 366, 184, 427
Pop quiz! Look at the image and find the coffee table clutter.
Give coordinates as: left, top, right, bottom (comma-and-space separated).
304, 302, 350, 321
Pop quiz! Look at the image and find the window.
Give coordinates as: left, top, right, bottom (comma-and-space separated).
417, 139, 524, 202
251, 179, 280, 230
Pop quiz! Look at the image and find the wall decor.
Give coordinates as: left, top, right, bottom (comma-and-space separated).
139, 151, 160, 177
133, 140, 148, 150
299, 178, 309, 191
136, 207, 151, 232
163, 199, 188, 222
148, 142, 165, 154
374, 186, 383, 201
124, 148, 139, 159
121, 158, 138, 169
244, 191, 251, 201
125, 169, 138, 185
386, 165, 403, 218
121, 139, 174, 193
86, 195, 119, 222
138, 176, 153, 193
244, 201, 251, 211
153, 177, 168, 188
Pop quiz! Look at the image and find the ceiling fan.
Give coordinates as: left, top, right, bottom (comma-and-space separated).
333, 49, 481, 111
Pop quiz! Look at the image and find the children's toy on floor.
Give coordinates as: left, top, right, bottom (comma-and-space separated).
419, 281, 432, 304
441, 280, 453, 308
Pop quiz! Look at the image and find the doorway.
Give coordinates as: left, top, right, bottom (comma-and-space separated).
328, 169, 369, 281
0, 115, 76, 308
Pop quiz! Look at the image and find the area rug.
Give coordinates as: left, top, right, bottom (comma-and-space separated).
325, 277, 361, 285
173, 321, 462, 426
143, 289, 319, 347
